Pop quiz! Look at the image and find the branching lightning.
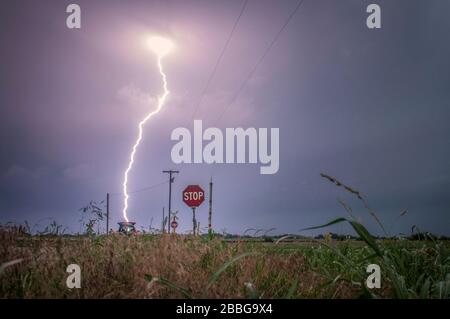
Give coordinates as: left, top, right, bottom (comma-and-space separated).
122, 36, 174, 222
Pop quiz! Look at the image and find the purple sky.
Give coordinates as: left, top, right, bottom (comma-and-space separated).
1, 0, 449, 236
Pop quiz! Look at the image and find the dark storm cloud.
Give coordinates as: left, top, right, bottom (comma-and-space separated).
1, 0, 449, 235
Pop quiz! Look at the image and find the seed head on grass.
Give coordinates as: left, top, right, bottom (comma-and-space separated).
320, 173, 388, 236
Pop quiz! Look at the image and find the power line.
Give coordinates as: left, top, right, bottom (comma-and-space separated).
129, 180, 169, 194
109, 180, 168, 196
214, 0, 306, 124
191, 0, 249, 120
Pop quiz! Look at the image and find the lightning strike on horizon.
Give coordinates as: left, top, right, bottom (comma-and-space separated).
122, 36, 174, 222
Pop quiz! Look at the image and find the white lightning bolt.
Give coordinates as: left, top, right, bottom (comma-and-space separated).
122, 36, 174, 222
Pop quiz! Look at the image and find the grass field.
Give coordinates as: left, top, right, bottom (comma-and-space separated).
2, 174, 449, 299
1, 226, 449, 299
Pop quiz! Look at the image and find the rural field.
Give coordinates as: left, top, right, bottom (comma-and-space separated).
1, 223, 449, 299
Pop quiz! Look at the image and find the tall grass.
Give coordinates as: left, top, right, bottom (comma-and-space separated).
2, 225, 448, 298
0, 173, 449, 299
1, 231, 333, 298
298, 173, 450, 299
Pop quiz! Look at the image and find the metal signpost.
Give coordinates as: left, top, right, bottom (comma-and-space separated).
182, 185, 205, 236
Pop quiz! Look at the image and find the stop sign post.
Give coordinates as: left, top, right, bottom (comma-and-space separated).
170, 218, 178, 233
182, 185, 205, 236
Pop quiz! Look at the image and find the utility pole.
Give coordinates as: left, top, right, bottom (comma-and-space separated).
163, 170, 179, 233
162, 207, 165, 233
192, 207, 197, 236
106, 193, 110, 235
208, 177, 213, 236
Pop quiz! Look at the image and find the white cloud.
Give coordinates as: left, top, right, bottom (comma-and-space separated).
63, 164, 93, 180
117, 83, 157, 109
3, 165, 48, 180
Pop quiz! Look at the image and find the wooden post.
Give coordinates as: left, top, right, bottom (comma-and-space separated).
192, 207, 197, 236
208, 177, 213, 235
106, 193, 110, 235
163, 170, 179, 234
162, 207, 165, 233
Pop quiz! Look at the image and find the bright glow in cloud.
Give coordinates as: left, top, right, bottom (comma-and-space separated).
145, 36, 175, 58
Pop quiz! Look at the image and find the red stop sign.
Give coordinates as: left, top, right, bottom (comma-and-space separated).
182, 185, 205, 208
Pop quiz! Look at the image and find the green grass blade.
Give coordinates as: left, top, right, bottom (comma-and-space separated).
300, 217, 348, 232
144, 274, 192, 299
285, 279, 298, 299
419, 277, 431, 298
0, 259, 24, 275
275, 235, 291, 245
309, 238, 356, 270
301, 217, 383, 257
205, 252, 260, 292
348, 221, 382, 257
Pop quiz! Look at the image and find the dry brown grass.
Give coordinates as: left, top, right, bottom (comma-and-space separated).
0, 229, 356, 299
4, 224, 447, 299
